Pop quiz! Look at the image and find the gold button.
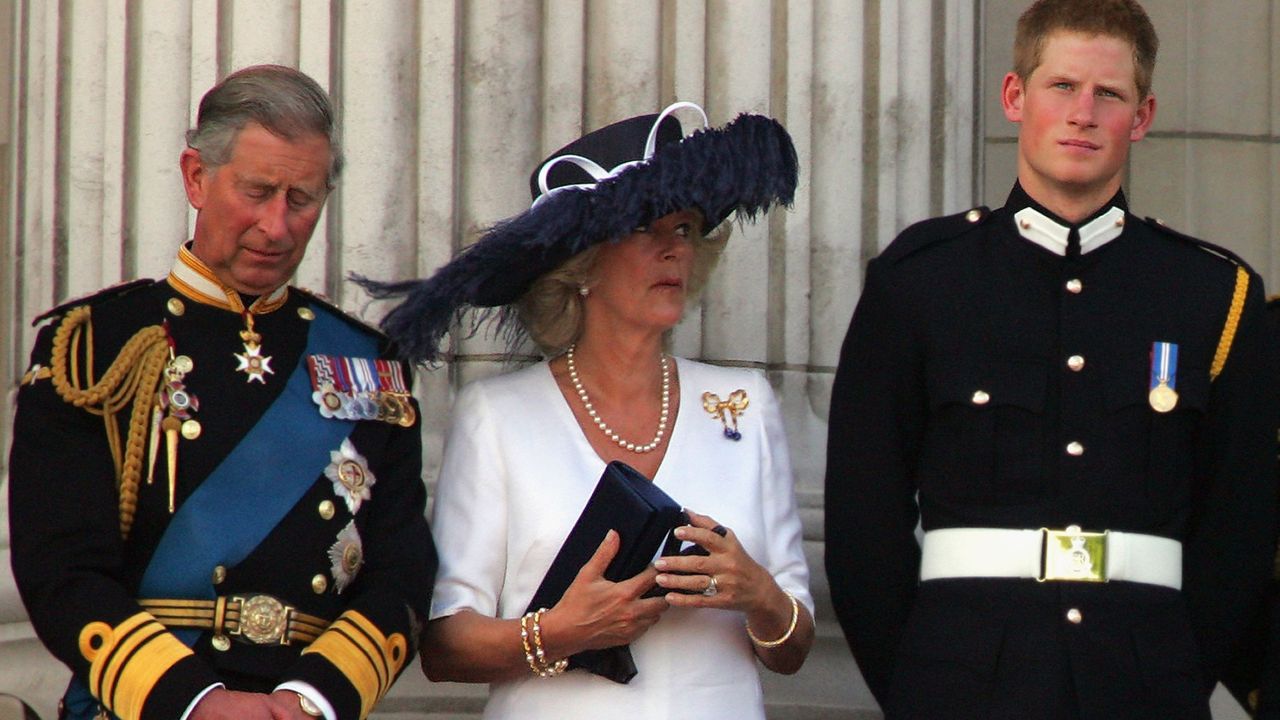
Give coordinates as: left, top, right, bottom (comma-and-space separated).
971, 390, 990, 406
212, 634, 231, 651
297, 307, 315, 321
181, 419, 202, 440
166, 298, 186, 316
319, 500, 336, 520
1019, 219, 1032, 230
212, 565, 226, 585
1115, 216, 1125, 227
1066, 608, 1082, 624
1067, 355, 1085, 372
1065, 278, 1083, 294
312, 574, 328, 594
1066, 441, 1084, 456
965, 208, 982, 223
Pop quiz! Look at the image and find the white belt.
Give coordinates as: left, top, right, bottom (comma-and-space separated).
919, 526, 1182, 590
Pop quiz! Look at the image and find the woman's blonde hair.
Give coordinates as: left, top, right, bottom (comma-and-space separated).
516, 221, 731, 354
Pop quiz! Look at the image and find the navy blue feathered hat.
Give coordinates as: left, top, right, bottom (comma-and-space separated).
355, 102, 798, 363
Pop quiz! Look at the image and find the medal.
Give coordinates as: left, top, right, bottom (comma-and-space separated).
308, 353, 417, 426
1148, 341, 1179, 413
398, 402, 417, 428
324, 438, 377, 514
1149, 383, 1178, 413
327, 520, 364, 594
234, 312, 274, 384
152, 347, 200, 512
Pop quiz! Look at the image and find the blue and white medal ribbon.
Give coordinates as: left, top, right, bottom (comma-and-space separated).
1148, 341, 1179, 413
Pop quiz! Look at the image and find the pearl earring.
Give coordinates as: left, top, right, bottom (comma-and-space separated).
578, 285, 590, 297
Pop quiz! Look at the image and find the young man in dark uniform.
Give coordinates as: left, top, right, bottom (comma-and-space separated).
824, 1, 1277, 718
7, 65, 437, 720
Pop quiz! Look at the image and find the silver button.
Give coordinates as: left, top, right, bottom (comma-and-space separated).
965, 208, 982, 223
1067, 355, 1085, 372
1066, 608, 1082, 624
212, 565, 226, 585
1065, 278, 1083, 294
971, 390, 990, 406
1066, 441, 1084, 456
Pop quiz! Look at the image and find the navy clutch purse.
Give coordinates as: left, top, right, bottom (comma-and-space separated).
524, 460, 685, 684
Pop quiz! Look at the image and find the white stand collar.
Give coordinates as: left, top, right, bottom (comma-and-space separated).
1012, 205, 1126, 256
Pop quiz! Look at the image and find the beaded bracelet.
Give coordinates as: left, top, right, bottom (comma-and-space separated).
519, 612, 541, 675
531, 608, 568, 677
519, 609, 568, 677
746, 591, 799, 648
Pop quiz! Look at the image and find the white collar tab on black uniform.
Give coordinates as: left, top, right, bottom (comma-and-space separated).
1013, 205, 1126, 257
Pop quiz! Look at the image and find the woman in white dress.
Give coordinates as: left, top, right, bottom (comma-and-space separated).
360, 103, 813, 719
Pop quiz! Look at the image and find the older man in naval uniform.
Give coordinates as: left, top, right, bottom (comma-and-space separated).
8, 65, 436, 720
824, 1, 1278, 718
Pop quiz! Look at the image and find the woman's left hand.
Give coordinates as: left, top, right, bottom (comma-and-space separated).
651, 510, 776, 615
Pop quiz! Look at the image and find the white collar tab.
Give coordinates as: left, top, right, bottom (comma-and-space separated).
1013, 205, 1126, 256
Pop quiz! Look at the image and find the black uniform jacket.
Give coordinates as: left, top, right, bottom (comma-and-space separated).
824, 184, 1277, 719
1241, 296, 1280, 719
8, 274, 438, 720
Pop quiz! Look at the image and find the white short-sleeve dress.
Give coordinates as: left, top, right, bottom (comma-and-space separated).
428, 357, 813, 720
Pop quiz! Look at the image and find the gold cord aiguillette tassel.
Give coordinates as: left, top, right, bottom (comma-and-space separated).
161, 416, 180, 513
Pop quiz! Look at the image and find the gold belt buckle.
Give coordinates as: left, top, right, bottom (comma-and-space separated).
1039, 525, 1108, 582
230, 594, 295, 645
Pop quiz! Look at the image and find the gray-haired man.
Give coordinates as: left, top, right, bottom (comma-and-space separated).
9, 65, 437, 720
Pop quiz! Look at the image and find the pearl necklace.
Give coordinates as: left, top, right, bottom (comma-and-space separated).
565, 344, 670, 453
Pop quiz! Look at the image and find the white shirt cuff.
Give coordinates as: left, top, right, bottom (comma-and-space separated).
275, 680, 336, 720
178, 683, 224, 720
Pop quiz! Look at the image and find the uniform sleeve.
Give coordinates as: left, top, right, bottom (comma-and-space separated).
7, 323, 222, 720
823, 257, 927, 704
753, 371, 814, 615
425, 381, 511, 620
287, 365, 438, 720
1184, 274, 1280, 686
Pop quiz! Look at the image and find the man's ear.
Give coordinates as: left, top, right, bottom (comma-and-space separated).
1001, 72, 1026, 123
180, 148, 209, 210
1129, 93, 1156, 142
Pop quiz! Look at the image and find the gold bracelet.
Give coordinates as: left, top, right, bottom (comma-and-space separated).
530, 608, 568, 677
746, 591, 799, 648
519, 612, 542, 675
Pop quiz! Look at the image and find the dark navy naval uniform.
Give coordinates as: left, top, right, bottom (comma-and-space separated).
8, 249, 437, 720
824, 183, 1278, 720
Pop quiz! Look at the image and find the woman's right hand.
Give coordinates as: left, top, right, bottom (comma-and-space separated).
539, 530, 669, 656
